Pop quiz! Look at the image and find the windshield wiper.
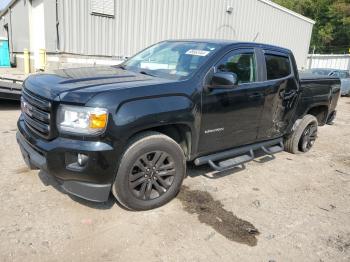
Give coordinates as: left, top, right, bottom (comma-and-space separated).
139, 71, 155, 77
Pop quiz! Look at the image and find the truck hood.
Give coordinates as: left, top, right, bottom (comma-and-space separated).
24, 66, 172, 103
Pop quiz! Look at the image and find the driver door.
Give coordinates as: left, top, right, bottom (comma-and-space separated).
198, 48, 266, 155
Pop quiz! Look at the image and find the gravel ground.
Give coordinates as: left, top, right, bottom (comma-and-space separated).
0, 98, 349, 262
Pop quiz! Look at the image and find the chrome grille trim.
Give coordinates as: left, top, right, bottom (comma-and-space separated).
21, 89, 52, 139
22, 89, 51, 111
23, 114, 50, 134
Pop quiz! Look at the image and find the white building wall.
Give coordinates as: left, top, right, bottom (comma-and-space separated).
306, 54, 350, 71
58, 0, 314, 68
0, 0, 31, 53
30, 0, 46, 69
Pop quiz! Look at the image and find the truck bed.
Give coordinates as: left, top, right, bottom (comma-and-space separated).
298, 74, 341, 125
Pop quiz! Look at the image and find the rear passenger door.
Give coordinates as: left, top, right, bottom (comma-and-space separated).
257, 50, 300, 140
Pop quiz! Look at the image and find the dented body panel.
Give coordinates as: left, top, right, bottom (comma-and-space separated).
297, 77, 341, 125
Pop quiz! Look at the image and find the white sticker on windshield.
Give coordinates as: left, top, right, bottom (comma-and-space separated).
185, 49, 210, 56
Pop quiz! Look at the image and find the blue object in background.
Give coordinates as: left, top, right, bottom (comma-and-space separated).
0, 38, 10, 67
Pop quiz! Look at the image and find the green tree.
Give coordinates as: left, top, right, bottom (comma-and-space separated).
273, 0, 350, 54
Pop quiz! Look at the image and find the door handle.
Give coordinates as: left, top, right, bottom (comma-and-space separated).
249, 92, 263, 99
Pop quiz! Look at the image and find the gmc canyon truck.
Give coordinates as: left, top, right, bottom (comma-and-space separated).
17, 40, 340, 210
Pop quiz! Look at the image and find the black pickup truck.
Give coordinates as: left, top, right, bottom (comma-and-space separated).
17, 40, 340, 210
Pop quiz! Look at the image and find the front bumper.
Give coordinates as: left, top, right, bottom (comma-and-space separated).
17, 118, 117, 202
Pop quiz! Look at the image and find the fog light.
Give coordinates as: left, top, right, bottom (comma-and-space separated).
77, 153, 88, 166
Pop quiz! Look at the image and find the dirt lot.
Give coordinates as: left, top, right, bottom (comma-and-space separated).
0, 98, 349, 262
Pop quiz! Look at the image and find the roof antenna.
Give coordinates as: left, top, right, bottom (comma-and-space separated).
253, 32, 259, 42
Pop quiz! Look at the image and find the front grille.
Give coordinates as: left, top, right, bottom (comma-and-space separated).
21, 89, 52, 139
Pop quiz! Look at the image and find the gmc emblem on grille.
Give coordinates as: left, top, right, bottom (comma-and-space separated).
21, 99, 33, 117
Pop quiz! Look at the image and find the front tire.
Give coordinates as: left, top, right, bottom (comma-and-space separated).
285, 114, 318, 154
112, 132, 186, 211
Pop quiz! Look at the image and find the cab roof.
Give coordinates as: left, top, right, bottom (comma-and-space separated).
166, 39, 292, 54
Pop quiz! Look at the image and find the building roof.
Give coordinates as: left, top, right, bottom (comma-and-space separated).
258, 0, 315, 25
0, 0, 316, 25
0, 0, 17, 17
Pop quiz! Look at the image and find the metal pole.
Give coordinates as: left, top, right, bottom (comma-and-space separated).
23, 48, 30, 74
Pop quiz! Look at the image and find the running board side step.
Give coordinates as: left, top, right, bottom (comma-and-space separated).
261, 141, 284, 155
208, 149, 255, 172
194, 138, 284, 172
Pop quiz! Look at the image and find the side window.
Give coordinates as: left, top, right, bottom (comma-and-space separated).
338, 72, 349, 79
265, 54, 291, 80
217, 52, 256, 84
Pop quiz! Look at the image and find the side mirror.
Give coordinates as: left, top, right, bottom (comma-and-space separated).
210, 72, 238, 88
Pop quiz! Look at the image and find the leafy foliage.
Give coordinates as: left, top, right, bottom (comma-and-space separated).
273, 0, 350, 53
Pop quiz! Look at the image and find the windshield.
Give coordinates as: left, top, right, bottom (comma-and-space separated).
122, 41, 221, 80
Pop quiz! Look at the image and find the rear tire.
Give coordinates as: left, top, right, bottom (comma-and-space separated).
284, 114, 318, 154
112, 132, 186, 211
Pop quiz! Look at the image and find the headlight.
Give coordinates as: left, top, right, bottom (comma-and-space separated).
57, 105, 108, 135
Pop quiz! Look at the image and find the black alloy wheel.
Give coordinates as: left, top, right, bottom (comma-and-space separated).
299, 123, 317, 152
129, 151, 176, 200
112, 131, 186, 210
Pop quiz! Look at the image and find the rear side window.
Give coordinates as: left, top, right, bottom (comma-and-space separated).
265, 54, 291, 80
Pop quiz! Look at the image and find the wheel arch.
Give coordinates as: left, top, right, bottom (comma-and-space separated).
126, 124, 193, 160
306, 105, 329, 126
113, 95, 198, 160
